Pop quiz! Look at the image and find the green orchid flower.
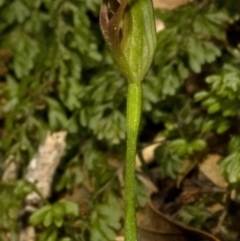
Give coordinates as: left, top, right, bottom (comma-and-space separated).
100, 0, 156, 240
100, 0, 156, 83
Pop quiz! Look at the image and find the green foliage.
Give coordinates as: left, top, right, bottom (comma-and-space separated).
135, 178, 148, 207
195, 72, 240, 134
29, 201, 78, 227
178, 200, 211, 228
79, 71, 126, 143
153, 2, 230, 97
220, 136, 240, 183
1, 0, 240, 240
0, 183, 21, 240
55, 155, 84, 191
90, 193, 122, 241
29, 200, 84, 241
155, 138, 206, 178
0, 180, 35, 240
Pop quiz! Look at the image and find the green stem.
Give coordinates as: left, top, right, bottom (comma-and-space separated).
125, 82, 142, 241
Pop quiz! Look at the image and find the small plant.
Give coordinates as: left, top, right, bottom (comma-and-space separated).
1, 0, 240, 240
29, 201, 79, 241
99, 0, 157, 240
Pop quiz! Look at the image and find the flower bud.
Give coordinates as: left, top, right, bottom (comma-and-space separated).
100, 0, 157, 83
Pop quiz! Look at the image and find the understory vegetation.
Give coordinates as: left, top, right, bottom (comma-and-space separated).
0, 0, 240, 240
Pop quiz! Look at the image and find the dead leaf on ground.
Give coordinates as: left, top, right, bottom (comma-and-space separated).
136, 137, 164, 170
199, 154, 227, 189
137, 199, 221, 241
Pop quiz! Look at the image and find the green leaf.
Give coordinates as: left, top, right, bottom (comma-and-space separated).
216, 120, 230, 134
177, 62, 189, 79
160, 66, 181, 96
194, 91, 209, 102
12, 32, 39, 78
98, 218, 115, 239
202, 120, 214, 132
90, 193, 121, 241
53, 203, 65, 219
207, 102, 221, 114
46, 98, 68, 129
179, 201, 211, 228
55, 169, 72, 191
191, 139, 206, 151
222, 107, 238, 117
189, 55, 201, 73
135, 179, 148, 207
14, 180, 35, 197
39, 230, 50, 241
43, 209, 53, 227
206, 75, 220, 84
46, 230, 58, 241
29, 205, 52, 226
202, 97, 217, 107
64, 201, 79, 217
228, 136, 240, 153
169, 139, 188, 156
2, 1, 29, 24
54, 218, 64, 228
203, 41, 221, 63
221, 152, 240, 183
155, 143, 183, 178
59, 238, 72, 241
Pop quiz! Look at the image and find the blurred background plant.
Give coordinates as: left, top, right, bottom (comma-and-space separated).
0, 0, 240, 240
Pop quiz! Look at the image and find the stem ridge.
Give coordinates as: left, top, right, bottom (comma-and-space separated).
125, 82, 142, 241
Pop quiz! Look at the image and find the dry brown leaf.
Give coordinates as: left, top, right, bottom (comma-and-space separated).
207, 203, 224, 214
2, 155, 17, 181
136, 137, 164, 169
153, 0, 189, 10
199, 154, 227, 188
137, 199, 221, 241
